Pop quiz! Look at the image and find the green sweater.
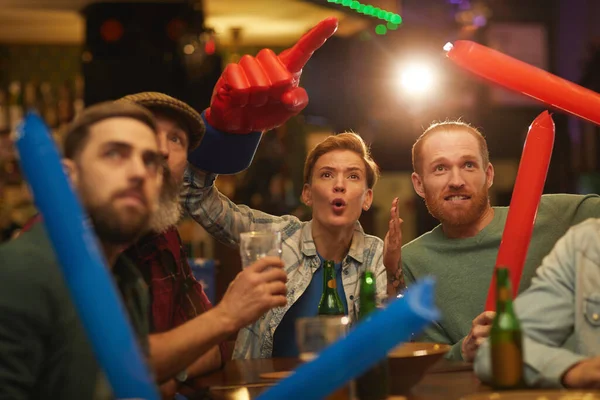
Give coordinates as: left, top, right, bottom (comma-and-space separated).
0, 223, 150, 399
402, 194, 600, 360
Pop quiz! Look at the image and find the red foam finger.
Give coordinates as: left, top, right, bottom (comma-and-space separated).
257, 49, 293, 96
224, 63, 251, 107
484, 111, 555, 311
281, 86, 309, 113
239, 55, 271, 107
279, 17, 338, 74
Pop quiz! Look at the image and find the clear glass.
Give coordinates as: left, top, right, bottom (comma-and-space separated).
295, 316, 352, 400
295, 315, 350, 361
239, 231, 282, 268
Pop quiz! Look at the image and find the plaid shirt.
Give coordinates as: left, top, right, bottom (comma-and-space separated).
122, 226, 227, 366
123, 227, 212, 331
181, 165, 388, 359
22, 215, 226, 363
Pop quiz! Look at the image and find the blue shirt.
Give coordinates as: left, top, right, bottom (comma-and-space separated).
271, 255, 348, 357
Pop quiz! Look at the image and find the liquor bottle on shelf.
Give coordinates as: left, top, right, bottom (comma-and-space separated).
40, 82, 58, 130
73, 75, 85, 119
23, 80, 39, 114
0, 88, 9, 135
55, 81, 74, 144
57, 81, 74, 127
8, 81, 23, 136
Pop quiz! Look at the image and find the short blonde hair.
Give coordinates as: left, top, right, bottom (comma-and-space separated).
303, 132, 380, 189
412, 120, 489, 175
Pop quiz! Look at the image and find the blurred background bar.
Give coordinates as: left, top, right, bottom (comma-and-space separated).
1, 0, 600, 304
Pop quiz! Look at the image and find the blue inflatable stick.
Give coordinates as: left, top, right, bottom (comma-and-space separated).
257, 278, 439, 400
14, 113, 159, 400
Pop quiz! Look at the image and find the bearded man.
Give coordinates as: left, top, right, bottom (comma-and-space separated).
0, 102, 164, 398
18, 93, 225, 383
392, 121, 600, 362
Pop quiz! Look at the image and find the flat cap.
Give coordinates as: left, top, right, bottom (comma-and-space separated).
118, 92, 205, 150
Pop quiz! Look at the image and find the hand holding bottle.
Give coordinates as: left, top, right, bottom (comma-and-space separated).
461, 311, 496, 362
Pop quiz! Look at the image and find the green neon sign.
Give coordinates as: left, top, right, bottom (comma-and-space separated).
327, 0, 403, 25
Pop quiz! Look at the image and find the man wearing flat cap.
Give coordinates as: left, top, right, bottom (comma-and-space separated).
119, 84, 302, 394
117, 92, 226, 386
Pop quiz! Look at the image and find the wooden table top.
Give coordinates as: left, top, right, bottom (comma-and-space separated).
179, 357, 492, 400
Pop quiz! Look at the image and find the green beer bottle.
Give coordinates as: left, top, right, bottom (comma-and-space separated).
355, 270, 389, 400
359, 270, 377, 317
317, 260, 345, 316
491, 267, 524, 389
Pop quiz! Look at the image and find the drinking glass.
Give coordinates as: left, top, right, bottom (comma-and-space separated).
239, 231, 282, 269
295, 316, 352, 400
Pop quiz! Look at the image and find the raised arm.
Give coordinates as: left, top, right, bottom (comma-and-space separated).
181, 165, 298, 248
383, 197, 405, 297
188, 18, 339, 175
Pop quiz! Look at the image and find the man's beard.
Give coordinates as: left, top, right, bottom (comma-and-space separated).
424, 183, 490, 227
75, 162, 152, 245
148, 164, 182, 233
87, 201, 150, 245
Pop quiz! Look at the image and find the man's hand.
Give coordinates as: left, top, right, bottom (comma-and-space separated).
214, 256, 287, 332
383, 197, 403, 272
562, 357, 600, 388
206, 17, 338, 134
383, 197, 404, 295
461, 311, 496, 362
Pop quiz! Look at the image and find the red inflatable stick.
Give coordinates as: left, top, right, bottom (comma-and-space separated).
484, 111, 555, 311
445, 41, 600, 126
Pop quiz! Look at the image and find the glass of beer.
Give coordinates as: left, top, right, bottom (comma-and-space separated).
295, 316, 352, 400
239, 231, 282, 268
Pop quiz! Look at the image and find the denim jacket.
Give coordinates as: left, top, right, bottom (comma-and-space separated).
181, 165, 387, 359
475, 218, 600, 387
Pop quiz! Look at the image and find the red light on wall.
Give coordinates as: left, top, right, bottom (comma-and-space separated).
166, 18, 187, 41
100, 19, 124, 42
205, 38, 216, 55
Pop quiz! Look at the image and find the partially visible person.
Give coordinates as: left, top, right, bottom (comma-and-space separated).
0, 102, 163, 399
17, 92, 224, 386
117, 92, 227, 384
183, 132, 403, 359
394, 120, 600, 362
116, 16, 342, 385
475, 217, 600, 388
0, 219, 21, 241
179, 17, 408, 360
5, 101, 290, 400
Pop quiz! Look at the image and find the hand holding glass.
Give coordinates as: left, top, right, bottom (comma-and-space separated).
239, 231, 282, 268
